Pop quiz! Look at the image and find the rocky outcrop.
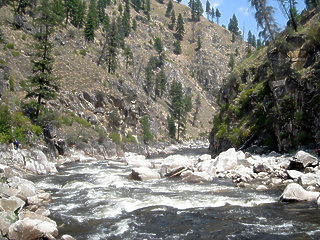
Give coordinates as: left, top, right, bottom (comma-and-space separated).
209, 17, 320, 155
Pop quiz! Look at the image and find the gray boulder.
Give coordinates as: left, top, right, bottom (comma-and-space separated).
7, 176, 37, 200
181, 172, 213, 183
279, 183, 320, 202
288, 151, 318, 170
8, 211, 58, 240
129, 167, 160, 181
0, 211, 17, 236
0, 196, 25, 212
287, 170, 303, 180
214, 148, 238, 172
298, 173, 317, 186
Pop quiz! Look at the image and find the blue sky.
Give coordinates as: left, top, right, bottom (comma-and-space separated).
181, 0, 306, 40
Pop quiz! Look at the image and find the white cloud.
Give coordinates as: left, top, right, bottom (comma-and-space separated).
238, 6, 250, 16
211, 0, 223, 8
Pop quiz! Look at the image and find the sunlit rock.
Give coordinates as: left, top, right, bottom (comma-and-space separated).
129, 167, 160, 181
125, 153, 152, 168
279, 183, 320, 202
8, 211, 58, 240
286, 170, 303, 180
214, 148, 238, 172
182, 172, 213, 183
298, 173, 318, 186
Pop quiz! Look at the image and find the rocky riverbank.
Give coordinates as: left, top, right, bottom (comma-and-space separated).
1, 140, 320, 239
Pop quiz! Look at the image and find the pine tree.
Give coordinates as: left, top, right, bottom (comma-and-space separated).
51, 0, 65, 26
205, 0, 210, 19
228, 14, 240, 36
188, 0, 203, 22
106, 20, 118, 73
26, 0, 60, 119
84, 10, 95, 42
249, 0, 279, 43
278, 0, 299, 31
71, 0, 86, 28
169, 9, 176, 30
154, 37, 163, 55
194, 0, 203, 21
169, 81, 192, 140
122, 0, 131, 37
132, 18, 137, 30
145, 56, 157, 95
132, 0, 141, 12
228, 54, 235, 70
155, 67, 166, 99
210, 7, 215, 22
305, 0, 319, 9
175, 13, 184, 41
145, 0, 151, 20
124, 46, 133, 69
97, 0, 106, 24
167, 115, 176, 138
196, 35, 201, 51
215, 8, 221, 24
140, 115, 153, 143
165, 0, 173, 17
173, 39, 181, 54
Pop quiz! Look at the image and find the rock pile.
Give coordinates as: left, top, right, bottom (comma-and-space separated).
125, 147, 320, 204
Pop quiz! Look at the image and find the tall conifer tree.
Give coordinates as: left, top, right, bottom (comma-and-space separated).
26, 0, 60, 119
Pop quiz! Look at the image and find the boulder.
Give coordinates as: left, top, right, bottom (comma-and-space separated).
129, 167, 160, 181
287, 170, 303, 180
196, 160, 217, 177
298, 173, 317, 186
253, 163, 271, 173
125, 154, 152, 168
288, 151, 318, 170
27, 192, 52, 206
279, 183, 320, 202
213, 148, 238, 172
8, 211, 58, 240
0, 196, 25, 211
61, 235, 77, 240
181, 172, 213, 183
0, 211, 17, 236
160, 155, 194, 177
6, 177, 37, 200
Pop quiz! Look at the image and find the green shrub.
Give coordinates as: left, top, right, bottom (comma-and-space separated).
124, 133, 137, 143
22, 34, 26, 40
79, 49, 86, 56
0, 106, 12, 143
108, 132, 121, 144
12, 51, 20, 57
140, 115, 153, 142
5, 43, 14, 49
9, 76, 14, 91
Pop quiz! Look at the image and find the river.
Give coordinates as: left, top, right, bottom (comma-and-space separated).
29, 148, 320, 240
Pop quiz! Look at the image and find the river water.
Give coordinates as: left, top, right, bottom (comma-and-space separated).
29, 148, 320, 240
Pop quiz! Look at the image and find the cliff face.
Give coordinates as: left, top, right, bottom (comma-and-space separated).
209, 8, 320, 156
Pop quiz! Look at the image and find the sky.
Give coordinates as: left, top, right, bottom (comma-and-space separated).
181, 0, 306, 40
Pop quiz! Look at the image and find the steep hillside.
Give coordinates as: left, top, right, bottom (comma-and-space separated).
209, 6, 320, 155
0, 0, 247, 148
